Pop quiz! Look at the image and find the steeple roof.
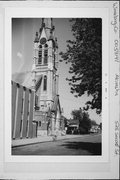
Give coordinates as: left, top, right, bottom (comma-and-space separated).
39, 18, 55, 41
40, 26, 48, 40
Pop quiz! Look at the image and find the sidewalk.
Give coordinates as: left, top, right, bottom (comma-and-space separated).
12, 134, 82, 148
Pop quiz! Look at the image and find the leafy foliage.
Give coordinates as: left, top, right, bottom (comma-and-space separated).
80, 112, 91, 133
91, 120, 97, 126
71, 108, 91, 134
60, 18, 102, 114
62, 116, 69, 127
71, 108, 83, 121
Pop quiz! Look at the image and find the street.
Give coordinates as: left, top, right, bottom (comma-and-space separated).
12, 134, 101, 155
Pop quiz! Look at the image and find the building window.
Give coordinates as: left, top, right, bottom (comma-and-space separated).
43, 75, 47, 91
44, 44, 48, 64
35, 95, 38, 107
39, 121, 41, 127
38, 45, 42, 64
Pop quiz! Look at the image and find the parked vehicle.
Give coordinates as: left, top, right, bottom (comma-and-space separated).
66, 124, 79, 134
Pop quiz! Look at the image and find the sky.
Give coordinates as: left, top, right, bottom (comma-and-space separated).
12, 18, 101, 124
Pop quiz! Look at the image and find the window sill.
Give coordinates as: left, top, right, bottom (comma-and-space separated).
36, 64, 48, 66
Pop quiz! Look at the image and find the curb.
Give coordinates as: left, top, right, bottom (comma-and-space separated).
12, 134, 100, 148
12, 135, 82, 148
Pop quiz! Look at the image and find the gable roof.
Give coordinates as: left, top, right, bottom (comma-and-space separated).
22, 72, 43, 92
51, 95, 61, 114
40, 27, 48, 40
35, 76, 43, 92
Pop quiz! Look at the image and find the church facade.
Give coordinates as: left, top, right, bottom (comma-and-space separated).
30, 18, 64, 136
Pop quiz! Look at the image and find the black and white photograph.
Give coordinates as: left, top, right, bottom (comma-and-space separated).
0, 1, 119, 179
11, 18, 102, 156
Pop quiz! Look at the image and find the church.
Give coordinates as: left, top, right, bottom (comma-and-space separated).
23, 18, 64, 136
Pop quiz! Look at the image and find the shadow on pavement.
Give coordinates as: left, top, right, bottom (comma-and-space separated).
61, 141, 102, 155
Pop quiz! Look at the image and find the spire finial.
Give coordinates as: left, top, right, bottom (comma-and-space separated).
42, 18, 45, 28
34, 31, 39, 43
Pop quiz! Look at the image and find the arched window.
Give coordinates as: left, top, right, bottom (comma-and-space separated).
38, 45, 42, 64
44, 44, 48, 48
44, 44, 48, 64
43, 75, 47, 91
39, 121, 41, 127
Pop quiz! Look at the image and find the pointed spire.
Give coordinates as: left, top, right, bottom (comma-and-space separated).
41, 18, 53, 29
34, 32, 39, 43
42, 18, 45, 28
49, 29, 54, 40
44, 18, 53, 29
42, 18, 44, 25
55, 37, 58, 48
40, 18, 55, 41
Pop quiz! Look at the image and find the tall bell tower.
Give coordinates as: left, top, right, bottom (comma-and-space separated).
33, 18, 59, 112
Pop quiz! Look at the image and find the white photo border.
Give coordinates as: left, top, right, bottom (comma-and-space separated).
0, 1, 119, 179
4, 5, 109, 163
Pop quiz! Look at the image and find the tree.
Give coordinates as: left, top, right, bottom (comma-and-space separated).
91, 120, 97, 126
80, 112, 91, 134
99, 122, 102, 130
63, 116, 69, 127
71, 108, 83, 122
71, 108, 92, 134
60, 18, 102, 114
